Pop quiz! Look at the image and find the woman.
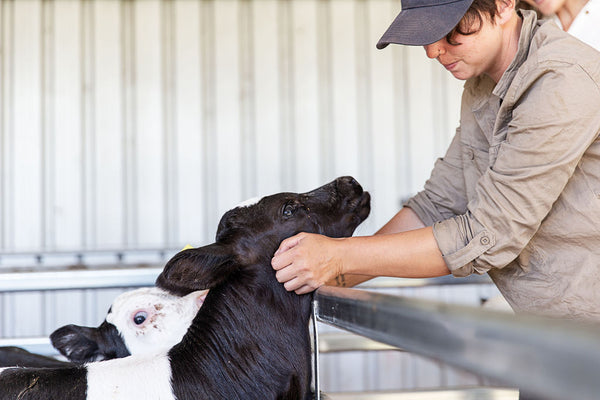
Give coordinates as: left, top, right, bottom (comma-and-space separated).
521, 0, 599, 49
271, 0, 600, 321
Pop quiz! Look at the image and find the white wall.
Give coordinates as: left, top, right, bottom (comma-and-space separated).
0, 0, 491, 393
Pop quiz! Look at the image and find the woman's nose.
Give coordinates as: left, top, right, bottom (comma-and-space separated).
424, 41, 446, 59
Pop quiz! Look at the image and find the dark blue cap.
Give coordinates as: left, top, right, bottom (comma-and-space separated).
377, 0, 475, 48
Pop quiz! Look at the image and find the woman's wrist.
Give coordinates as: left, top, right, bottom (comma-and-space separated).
330, 237, 373, 287
335, 236, 358, 276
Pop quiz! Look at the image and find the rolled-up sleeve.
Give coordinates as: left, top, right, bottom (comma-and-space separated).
433, 214, 496, 276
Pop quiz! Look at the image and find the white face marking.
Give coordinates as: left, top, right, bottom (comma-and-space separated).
87, 353, 175, 400
105, 287, 208, 356
234, 196, 261, 208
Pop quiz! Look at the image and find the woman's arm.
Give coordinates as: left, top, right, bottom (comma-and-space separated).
323, 207, 429, 287
272, 208, 450, 294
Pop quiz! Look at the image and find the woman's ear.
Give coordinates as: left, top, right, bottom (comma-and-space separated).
497, 0, 517, 25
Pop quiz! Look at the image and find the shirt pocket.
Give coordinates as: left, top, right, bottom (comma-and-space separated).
462, 145, 490, 201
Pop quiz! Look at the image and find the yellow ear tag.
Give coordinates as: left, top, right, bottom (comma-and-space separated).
180, 244, 194, 251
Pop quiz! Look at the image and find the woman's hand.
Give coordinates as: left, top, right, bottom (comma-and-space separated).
271, 232, 345, 295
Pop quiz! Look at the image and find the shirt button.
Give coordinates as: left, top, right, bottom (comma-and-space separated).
480, 236, 490, 245
466, 149, 475, 160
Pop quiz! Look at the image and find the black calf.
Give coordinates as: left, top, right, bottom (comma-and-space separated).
157, 175, 370, 400
0, 176, 370, 400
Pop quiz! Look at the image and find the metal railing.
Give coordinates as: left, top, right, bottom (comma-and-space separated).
1, 261, 526, 398
0, 265, 163, 292
7, 253, 596, 398
314, 286, 600, 400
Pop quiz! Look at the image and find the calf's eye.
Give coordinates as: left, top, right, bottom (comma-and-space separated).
133, 311, 148, 325
283, 204, 295, 217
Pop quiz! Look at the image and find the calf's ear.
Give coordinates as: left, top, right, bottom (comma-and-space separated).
188, 289, 210, 308
156, 243, 237, 296
50, 322, 130, 363
50, 325, 103, 364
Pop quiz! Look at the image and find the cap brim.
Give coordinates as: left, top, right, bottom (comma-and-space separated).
376, 0, 474, 48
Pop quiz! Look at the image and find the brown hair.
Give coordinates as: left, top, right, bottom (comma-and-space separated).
445, 0, 508, 45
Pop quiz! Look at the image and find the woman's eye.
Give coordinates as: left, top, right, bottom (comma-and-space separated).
133, 311, 147, 325
283, 204, 295, 217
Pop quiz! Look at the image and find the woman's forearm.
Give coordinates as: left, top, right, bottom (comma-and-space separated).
326, 208, 448, 287
339, 226, 450, 279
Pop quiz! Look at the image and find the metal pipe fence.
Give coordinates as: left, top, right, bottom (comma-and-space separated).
0, 258, 528, 400
315, 286, 600, 400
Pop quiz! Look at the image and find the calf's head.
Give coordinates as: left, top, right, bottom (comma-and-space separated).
157, 176, 370, 296
50, 287, 207, 363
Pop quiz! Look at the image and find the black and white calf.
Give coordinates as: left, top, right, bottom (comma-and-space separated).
51, 287, 208, 364
0, 176, 370, 400
0, 287, 207, 368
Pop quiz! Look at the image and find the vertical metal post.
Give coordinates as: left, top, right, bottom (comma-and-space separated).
311, 299, 321, 400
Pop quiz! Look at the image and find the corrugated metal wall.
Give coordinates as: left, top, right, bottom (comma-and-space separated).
0, 0, 465, 251
0, 0, 498, 393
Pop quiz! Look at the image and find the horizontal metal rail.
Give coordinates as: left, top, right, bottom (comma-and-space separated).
0, 263, 492, 293
327, 387, 518, 400
356, 274, 492, 288
318, 332, 399, 353
0, 337, 57, 357
315, 286, 600, 400
0, 247, 179, 261
0, 248, 179, 291
0, 265, 163, 292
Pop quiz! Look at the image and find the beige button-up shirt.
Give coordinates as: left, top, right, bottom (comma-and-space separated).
405, 11, 600, 320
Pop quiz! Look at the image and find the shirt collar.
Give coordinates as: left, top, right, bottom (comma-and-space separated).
492, 10, 538, 99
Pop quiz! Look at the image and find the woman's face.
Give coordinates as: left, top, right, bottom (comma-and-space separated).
423, 17, 506, 82
523, 0, 566, 16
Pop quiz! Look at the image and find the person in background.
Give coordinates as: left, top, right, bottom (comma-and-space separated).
519, 0, 599, 49
271, 0, 600, 323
